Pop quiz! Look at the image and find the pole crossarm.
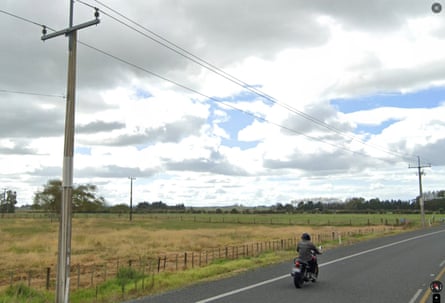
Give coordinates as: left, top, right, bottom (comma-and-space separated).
41, 19, 100, 41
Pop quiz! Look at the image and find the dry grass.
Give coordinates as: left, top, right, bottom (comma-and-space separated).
0, 215, 399, 273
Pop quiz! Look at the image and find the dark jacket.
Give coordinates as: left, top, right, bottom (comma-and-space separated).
296, 240, 320, 262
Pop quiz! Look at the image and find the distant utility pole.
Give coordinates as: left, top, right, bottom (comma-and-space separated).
409, 156, 431, 228
129, 177, 136, 221
41, 2, 99, 302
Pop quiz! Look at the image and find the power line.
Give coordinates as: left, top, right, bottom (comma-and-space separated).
78, 0, 417, 163
0, 8, 45, 28
0, 89, 65, 99
78, 40, 373, 158
1, 6, 414, 164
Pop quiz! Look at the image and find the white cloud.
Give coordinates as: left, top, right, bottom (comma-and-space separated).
1, 0, 444, 206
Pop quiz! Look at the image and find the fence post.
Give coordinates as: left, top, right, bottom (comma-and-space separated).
184, 252, 187, 268
141, 261, 146, 290
104, 263, 107, 282
27, 271, 31, 287
77, 264, 81, 289
91, 265, 95, 287
46, 267, 51, 290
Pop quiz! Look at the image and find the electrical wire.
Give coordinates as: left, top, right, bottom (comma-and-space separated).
78, 0, 418, 163
0, 7, 419, 164
0, 89, 65, 99
0, 9, 45, 28
78, 41, 374, 159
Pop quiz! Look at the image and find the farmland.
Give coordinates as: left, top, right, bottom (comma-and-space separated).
0, 212, 430, 302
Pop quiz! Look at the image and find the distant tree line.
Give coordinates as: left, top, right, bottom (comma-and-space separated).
4, 179, 445, 214
135, 201, 186, 212
283, 194, 445, 214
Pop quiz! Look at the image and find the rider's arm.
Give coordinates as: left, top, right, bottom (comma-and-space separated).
311, 242, 322, 254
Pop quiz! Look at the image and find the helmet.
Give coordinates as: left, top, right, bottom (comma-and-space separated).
301, 233, 311, 241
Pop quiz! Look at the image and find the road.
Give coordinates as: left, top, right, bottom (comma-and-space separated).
126, 225, 445, 303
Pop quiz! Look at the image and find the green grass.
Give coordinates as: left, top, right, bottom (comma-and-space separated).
0, 284, 52, 303
68, 250, 295, 303
129, 212, 423, 228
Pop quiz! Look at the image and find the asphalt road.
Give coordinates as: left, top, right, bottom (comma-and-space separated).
126, 225, 445, 303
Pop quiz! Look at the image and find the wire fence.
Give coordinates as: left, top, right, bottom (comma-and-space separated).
0, 227, 391, 292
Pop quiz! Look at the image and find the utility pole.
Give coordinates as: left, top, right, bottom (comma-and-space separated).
41, 2, 99, 302
409, 156, 431, 228
129, 177, 136, 221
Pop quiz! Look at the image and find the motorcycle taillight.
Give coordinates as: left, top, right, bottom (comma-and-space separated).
295, 261, 300, 268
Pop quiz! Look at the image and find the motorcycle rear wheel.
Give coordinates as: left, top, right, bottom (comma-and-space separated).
294, 275, 303, 288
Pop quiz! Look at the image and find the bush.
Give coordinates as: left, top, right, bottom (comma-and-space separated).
116, 267, 141, 297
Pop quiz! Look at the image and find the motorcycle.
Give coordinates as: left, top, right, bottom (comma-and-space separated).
290, 248, 321, 288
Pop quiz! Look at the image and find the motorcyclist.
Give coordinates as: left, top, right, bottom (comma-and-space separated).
296, 233, 321, 277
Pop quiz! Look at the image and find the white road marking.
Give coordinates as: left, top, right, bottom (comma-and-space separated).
408, 289, 423, 303
440, 259, 445, 267
195, 229, 445, 303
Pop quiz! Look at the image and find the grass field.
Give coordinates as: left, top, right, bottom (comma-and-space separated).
0, 212, 429, 302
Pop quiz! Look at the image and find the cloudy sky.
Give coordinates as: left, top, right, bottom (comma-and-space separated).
1, 0, 445, 207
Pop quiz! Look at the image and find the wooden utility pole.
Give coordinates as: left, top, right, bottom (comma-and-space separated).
41, 2, 99, 302
129, 177, 136, 221
409, 156, 431, 228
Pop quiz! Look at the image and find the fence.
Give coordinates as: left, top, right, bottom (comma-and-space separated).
0, 212, 418, 227
0, 227, 388, 292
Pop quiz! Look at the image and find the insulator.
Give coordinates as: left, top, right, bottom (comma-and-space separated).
94, 8, 100, 18
42, 26, 47, 35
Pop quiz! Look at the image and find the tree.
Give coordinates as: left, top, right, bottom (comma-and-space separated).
33, 179, 106, 213
1, 190, 17, 213
345, 197, 365, 210
73, 184, 106, 212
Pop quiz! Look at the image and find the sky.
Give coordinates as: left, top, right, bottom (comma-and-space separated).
1, 0, 445, 207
